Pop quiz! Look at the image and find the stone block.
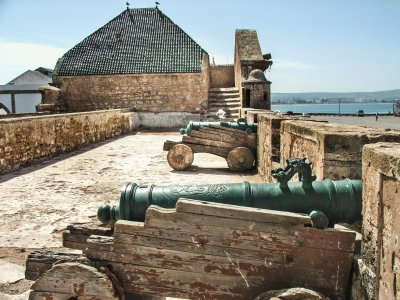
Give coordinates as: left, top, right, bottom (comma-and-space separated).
280, 121, 400, 180
360, 142, 400, 299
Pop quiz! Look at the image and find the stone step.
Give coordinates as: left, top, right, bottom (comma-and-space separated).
208, 93, 240, 99
208, 103, 240, 110
209, 87, 239, 93
208, 106, 241, 113
209, 98, 240, 104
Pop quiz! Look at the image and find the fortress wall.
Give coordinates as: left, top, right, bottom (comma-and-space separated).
258, 114, 293, 182
254, 111, 325, 182
54, 67, 210, 114
356, 142, 400, 299
0, 110, 132, 174
279, 120, 400, 180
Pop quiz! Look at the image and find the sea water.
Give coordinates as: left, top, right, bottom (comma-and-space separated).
271, 103, 395, 114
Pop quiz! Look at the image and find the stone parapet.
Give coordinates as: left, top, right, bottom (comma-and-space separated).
257, 115, 325, 182
359, 142, 400, 299
280, 120, 400, 180
0, 110, 132, 174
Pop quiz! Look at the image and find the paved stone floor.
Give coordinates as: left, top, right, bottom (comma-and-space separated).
0, 131, 261, 298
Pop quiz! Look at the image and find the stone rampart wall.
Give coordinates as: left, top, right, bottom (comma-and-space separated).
280, 120, 400, 180
357, 143, 400, 299
0, 110, 131, 174
210, 65, 234, 88
55, 69, 209, 113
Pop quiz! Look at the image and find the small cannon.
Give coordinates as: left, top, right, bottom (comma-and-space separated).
180, 118, 257, 135
98, 159, 362, 228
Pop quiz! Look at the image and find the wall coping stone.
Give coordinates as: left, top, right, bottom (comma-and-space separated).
363, 142, 400, 180
0, 109, 127, 125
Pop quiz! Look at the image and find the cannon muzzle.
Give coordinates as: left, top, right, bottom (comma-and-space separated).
180, 118, 257, 135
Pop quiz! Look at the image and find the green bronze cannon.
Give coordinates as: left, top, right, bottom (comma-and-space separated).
98, 159, 362, 229
180, 118, 257, 135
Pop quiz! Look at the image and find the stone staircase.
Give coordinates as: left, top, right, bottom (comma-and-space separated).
208, 87, 241, 118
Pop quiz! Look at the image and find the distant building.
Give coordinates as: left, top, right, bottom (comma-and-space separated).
0, 69, 52, 114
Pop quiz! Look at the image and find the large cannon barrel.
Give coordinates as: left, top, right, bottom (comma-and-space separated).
180, 118, 257, 135
98, 178, 362, 228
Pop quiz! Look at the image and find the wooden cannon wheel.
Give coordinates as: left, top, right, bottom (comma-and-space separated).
167, 144, 194, 171
29, 262, 122, 300
226, 147, 255, 171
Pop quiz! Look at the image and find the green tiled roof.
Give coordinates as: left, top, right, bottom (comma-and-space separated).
56, 8, 207, 76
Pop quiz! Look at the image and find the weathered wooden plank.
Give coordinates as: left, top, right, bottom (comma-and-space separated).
85, 239, 287, 276
191, 130, 255, 149
29, 291, 71, 300
63, 240, 88, 251
67, 224, 112, 236
163, 140, 178, 151
96, 259, 263, 294
187, 143, 231, 157
90, 251, 351, 300
113, 230, 354, 268
25, 250, 90, 281
86, 234, 286, 263
123, 282, 241, 300
138, 208, 355, 252
29, 291, 121, 300
61, 224, 112, 250
31, 263, 117, 299
197, 127, 257, 150
176, 199, 312, 226
182, 135, 237, 149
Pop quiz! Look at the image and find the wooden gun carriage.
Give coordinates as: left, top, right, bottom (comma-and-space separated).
164, 125, 257, 171
26, 200, 356, 300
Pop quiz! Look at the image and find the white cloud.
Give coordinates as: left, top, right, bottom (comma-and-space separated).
0, 41, 67, 84
272, 59, 314, 70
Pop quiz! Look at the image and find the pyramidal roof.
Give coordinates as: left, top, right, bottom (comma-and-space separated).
56, 7, 207, 76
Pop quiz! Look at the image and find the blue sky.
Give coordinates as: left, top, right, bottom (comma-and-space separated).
0, 0, 399, 92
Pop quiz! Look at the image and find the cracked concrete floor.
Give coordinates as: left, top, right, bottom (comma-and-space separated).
0, 131, 261, 297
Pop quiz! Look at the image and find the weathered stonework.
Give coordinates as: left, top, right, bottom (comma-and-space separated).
280, 120, 400, 180
359, 143, 400, 299
54, 56, 210, 113
256, 115, 325, 182
244, 109, 272, 124
210, 65, 234, 88
0, 110, 132, 174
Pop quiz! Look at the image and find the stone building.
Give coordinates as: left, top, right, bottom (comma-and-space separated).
53, 7, 210, 114
52, 7, 272, 117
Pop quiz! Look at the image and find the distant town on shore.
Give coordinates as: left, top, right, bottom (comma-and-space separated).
271, 88, 400, 104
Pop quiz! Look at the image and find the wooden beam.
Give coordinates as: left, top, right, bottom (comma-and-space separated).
11, 94, 15, 113
0, 90, 41, 94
